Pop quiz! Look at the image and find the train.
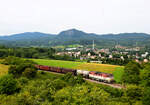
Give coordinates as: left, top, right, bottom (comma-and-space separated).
35, 65, 114, 83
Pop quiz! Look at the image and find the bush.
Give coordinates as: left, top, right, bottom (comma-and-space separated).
8, 65, 22, 78
124, 85, 143, 102
61, 73, 85, 86
140, 65, 150, 87
74, 74, 85, 84
18, 77, 29, 86
8, 62, 37, 78
49, 79, 67, 90
142, 87, 150, 105
0, 74, 19, 95
122, 61, 140, 84
22, 68, 37, 78
2, 56, 23, 65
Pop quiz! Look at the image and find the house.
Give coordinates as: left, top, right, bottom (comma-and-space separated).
144, 59, 148, 63
109, 55, 113, 58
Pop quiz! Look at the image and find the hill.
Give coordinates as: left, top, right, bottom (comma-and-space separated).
0, 29, 150, 47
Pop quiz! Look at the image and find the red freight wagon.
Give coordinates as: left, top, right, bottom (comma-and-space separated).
61, 68, 76, 75
55, 67, 62, 73
39, 65, 49, 71
51, 67, 58, 72
50, 67, 55, 72
49, 66, 52, 71
35, 65, 40, 69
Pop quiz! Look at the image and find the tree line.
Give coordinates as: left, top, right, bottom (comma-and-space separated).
0, 46, 75, 61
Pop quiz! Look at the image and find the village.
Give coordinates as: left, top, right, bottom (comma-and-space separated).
56, 42, 149, 65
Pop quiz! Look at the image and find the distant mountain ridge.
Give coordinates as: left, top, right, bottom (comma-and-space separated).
0, 32, 55, 41
0, 29, 150, 47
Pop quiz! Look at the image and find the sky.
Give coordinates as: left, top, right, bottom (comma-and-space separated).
0, 0, 150, 35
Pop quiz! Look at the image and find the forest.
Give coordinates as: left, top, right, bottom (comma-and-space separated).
0, 45, 75, 61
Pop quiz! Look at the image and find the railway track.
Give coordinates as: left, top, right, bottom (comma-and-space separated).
84, 78, 124, 89
39, 70, 124, 89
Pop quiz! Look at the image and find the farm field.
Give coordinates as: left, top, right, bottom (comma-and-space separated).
0, 64, 9, 77
32, 59, 124, 74
31, 59, 84, 69
75, 63, 123, 74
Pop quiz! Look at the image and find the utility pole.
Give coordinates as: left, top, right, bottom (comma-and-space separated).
93, 40, 95, 50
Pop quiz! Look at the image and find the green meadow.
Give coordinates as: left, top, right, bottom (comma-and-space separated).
32, 58, 124, 75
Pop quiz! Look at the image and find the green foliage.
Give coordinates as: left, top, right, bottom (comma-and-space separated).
22, 68, 37, 78
140, 64, 150, 87
0, 74, 19, 95
0, 46, 76, 61
53, 85, 109, 105
61, 73, 85, 86
8, 63, 37, 78
7, 57, 37, 78
101, 85, 123, 98
122, 61, 140, 84
17, 77, 29, 86
2, 56, 23, 65
48, 79, 67, 91
113, 67, 124, 83
0, 94, 18, 105
142, 87, 150, 105
0, 71, 143, 105
124, 85, 143, 101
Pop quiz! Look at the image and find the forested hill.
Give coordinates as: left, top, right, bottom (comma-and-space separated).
0, 29, 150, 47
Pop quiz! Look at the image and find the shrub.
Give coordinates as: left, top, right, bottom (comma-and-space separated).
0, 74, 19, 95
8, 62, 37, 78
22, 68, 37, 78
2, 56, 23, 65
124, 85, 143, 102
122, 61, 140, 84
140, 65, 150, 87
61, 73, 85, 86
142, 87, 150, 105
18, 77, 29, 86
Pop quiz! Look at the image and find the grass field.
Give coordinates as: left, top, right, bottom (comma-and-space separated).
32, 59, 124, 74
32, 59, 84, 69
75, 63, 123, 74
0, 64, 9, 77
113, 67, 124, 83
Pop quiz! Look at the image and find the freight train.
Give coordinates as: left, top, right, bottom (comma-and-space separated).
35, 65, 114, 83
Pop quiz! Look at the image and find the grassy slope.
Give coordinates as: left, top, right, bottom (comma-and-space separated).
0, 64, 9, 77
32, 59, 123, 74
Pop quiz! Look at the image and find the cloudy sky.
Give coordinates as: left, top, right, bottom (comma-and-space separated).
0, 0, 150, 35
